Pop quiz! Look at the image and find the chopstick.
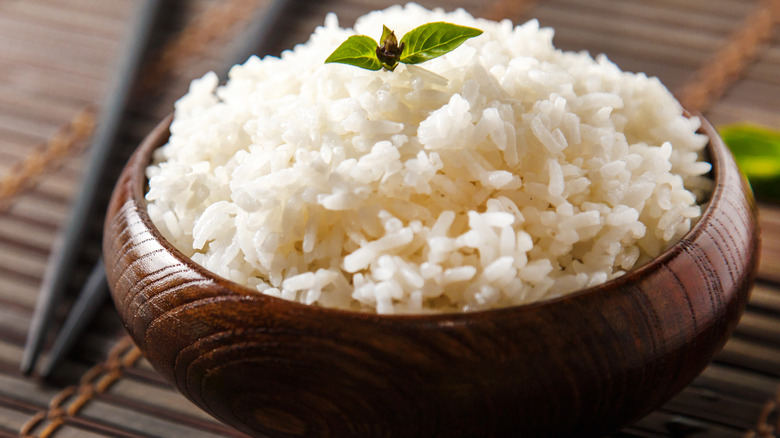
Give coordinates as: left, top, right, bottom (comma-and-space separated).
20, 0, 165, 376
40, 260, 109, 378
32, 0, 295, 378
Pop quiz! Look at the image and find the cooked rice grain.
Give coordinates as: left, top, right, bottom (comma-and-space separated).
146, 3, 711, 314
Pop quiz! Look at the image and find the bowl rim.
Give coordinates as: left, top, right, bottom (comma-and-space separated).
125, 110, 728, 322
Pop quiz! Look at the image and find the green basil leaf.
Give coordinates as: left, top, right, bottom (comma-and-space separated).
325, 35, 382, 71
399, 22, 483, 65
720, 123, 780, 201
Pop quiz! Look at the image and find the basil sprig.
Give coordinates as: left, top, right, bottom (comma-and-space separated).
325, 22, 483, 72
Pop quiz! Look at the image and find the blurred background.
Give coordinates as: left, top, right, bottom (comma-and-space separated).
0, 0, 778, 437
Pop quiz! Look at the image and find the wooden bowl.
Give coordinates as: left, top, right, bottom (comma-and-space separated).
104, 113, 759, 438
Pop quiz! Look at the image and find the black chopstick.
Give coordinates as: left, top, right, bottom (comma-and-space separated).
20, 0, 164, 376
40, 260, 109, 378
33, 0, 295, 378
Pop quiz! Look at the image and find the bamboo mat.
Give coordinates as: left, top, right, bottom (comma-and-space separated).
0, 0, 779, 437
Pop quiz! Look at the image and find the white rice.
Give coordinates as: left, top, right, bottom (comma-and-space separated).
145, 3, 712, 314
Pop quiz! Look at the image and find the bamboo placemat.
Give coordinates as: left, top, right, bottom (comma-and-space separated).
1, 0, 779, 437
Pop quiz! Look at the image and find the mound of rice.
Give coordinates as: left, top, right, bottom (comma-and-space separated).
145, 3, 712, 314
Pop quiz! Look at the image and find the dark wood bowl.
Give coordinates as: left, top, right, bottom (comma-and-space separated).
104, 113, 759, 438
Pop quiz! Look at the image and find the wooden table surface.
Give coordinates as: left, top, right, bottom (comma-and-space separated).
0, 0, 778, 437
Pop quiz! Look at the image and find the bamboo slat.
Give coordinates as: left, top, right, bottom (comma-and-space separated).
77, 400, 233, 438
694, 363, 780, 402
0, 407, 31, 437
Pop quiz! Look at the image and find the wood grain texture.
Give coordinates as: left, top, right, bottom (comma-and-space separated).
103, 113, 760, 438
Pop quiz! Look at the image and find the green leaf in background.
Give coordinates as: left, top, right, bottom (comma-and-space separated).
324, 35, 382, 71
400, 22, 483, 65
719, 123, 780, 202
